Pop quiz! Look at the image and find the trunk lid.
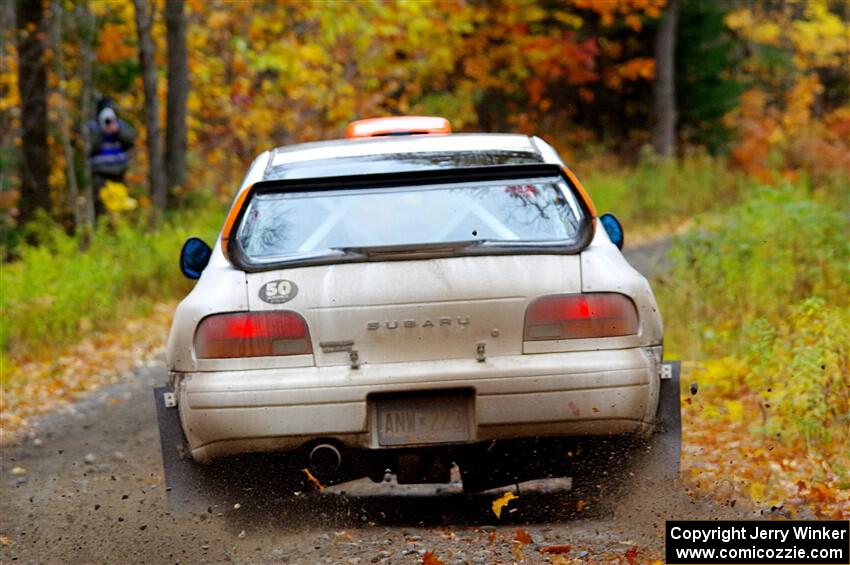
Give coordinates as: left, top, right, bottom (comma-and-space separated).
246, 255, 581, 366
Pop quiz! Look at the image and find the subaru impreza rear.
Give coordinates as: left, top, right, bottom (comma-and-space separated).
157, 117, 680, 498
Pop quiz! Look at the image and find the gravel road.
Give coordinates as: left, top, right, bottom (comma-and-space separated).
0, 241, 746, 565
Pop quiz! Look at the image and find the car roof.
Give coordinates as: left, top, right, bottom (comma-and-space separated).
260, 133, 546, 181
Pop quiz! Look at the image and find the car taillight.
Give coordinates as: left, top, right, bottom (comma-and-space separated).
195, 311, 312, 359
524, 293, 639, 341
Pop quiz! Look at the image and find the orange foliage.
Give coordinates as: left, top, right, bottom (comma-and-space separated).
723, 1, 849, 182
727, 76, 849, 183
571, 0, 665, 27
96, 23, 136, 64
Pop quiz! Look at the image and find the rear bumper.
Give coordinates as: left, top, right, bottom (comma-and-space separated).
175, 347, 662, 463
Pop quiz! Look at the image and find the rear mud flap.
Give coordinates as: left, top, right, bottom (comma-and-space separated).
649, 360, 682, 481
154, 386, 305, 514
154, 386, 231, 514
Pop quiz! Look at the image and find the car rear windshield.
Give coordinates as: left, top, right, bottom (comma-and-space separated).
235, 177, 585, 264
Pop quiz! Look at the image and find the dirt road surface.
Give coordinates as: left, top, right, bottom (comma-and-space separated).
1, 242, 747, 564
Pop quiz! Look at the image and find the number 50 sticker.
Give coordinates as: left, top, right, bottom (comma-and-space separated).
259, 279, 298, 304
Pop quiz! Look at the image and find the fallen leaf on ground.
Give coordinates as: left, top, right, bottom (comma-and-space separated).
511, 540, 525, 562
1, 302, 175, 439
515, 529, 533, 544
10, 467, 26, 476
576, 499, 587, 511
422, 551, 445, 565
624, 545, 638, 565
541, 544, 571, 554
301, 468, 325, 491
491, 491, 518, 519
0, 535, 11, 546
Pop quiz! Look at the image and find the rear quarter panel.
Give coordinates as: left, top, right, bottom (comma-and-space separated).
580, 227, 663, 346
166, 247, 249, 371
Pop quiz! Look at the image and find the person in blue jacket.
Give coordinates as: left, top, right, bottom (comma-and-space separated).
89, 97, 136, 215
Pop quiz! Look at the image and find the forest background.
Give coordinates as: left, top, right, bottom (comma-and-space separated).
1, 0, 848, 518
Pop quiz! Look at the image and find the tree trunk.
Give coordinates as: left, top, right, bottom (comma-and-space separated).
50, 0, 81, 232
133, 0, 167, 225
16, 0, 51, 224
165, 0, 188, 194
652, 0, 679, 158
0, 2, 15, 194
77, 0, 95, 246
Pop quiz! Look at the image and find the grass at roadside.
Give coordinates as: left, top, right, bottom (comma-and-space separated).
0, 302, 176, 435
581, 151, 751, 236
655, 182, 850, 517
0, 204, 224, 379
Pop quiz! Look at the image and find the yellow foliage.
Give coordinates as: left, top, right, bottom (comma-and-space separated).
697, 356, 749, 398
723, 400, 744, 422
727, 0, 849, 71
748, 481, 765, 503
491, 491, 518, 519
791, 0, 848, 68
723, 9, 752, 32
750, 21, 781, 45
99, 181, 138, 214
206, 11, 231, 31
0, 31, 19, 114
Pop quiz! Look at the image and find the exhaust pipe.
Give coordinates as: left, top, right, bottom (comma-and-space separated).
308, 443, 342, 475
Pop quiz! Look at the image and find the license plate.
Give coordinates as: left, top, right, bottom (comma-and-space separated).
375, 394, 471, 446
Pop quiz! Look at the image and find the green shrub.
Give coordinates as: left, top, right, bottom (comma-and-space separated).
0, 205, 224, 369
583, 150, 749, 228
656, 184, 850, 450
659, 184, 848, 354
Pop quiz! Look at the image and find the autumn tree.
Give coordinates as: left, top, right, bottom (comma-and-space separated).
652, 0, 679, 157
49, 0, 81, 234
132, 0, 166, 222
165, 0, 188, 195
723, 0, 849, 181
76, 0, 96, 244
16, 0, 51, 224
675, 0, 743, 153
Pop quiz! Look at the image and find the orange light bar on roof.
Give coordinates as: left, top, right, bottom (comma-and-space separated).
346, 116, 452, 138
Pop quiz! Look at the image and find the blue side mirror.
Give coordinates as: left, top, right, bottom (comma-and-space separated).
180, 237, 212, 280
600, 213, 624, 249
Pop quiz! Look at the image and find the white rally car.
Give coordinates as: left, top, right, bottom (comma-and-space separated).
155, 117, 680, 506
